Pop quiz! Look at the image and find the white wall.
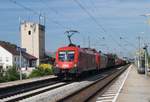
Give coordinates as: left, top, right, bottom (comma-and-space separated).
0, 46, 13, 70
21, 22, 45, 66
0, 46, 36, 71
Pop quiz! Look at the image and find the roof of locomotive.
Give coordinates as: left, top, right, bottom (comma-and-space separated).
57, 45, 79, 51
57, 45, 98, 55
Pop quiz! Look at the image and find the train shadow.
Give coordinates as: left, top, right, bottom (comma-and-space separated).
60, 64, 128, 82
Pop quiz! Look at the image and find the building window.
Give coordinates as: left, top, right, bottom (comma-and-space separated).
18, 57, 19, 62
0, 57, 2, 62
6, 57, 9, 62
6, 66, 9, 69
24, 59, 27, 65
14, 57, 16, 62
28, 30, 31, 35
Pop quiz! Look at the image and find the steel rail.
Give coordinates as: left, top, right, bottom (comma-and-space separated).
0, 82, 69, 102
0, 77, 58, 99
58, 64, 130, 102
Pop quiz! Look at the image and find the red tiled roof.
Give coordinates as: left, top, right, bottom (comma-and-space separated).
22, 52, 37, 60
0, 41, 37, 60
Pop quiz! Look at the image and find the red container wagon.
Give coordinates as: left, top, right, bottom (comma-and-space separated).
115, 58, 126, 66
106, 54, 115, 68
100, 53, 108, 69
115, 58, 122, 66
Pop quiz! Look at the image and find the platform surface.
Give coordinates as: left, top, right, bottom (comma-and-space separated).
116, 65, 150, 102
0, 75, 56, 88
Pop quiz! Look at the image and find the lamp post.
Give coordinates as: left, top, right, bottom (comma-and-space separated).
137, 36, 141, 70
17, 47, 26, 80
19, 48, 22, 80
141, 13, 150, 75
143, 45, 148, 76
136, 31, 145, 72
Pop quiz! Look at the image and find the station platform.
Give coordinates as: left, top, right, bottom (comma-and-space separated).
0, 75, 56, 88
116, 65, 150, 102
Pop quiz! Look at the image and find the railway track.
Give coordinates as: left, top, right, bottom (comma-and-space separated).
0, 64, 130, 102
92, 65, 132, 102
0, 76, 71, 102
19, 64, 130, 102
58, 64, 130, 102
0, 82, 69, 102
0, 77, 58, 99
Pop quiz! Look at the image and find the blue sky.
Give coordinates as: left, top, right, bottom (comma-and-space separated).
0, 0, 150, 58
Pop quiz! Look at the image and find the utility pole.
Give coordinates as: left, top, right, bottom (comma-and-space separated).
39, 13, 46, 26
19, 17, 22, 80
19, 48, 22, 80
88, 36, 90, 48
137, 36, 141, 70
143, 45, 148, 76
39, 13, 42, 25
17, 47, 26, 80
19, 17, 27, 80
141, 13, 150, 75
82, 37, 86, 47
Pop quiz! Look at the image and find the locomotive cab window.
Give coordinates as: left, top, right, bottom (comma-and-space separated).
67, 51, 75, 61
59, 51, 66, 61
59, 51, 75, 61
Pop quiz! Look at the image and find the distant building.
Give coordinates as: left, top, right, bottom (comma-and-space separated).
39, 51, 55, 65
0, 41, 37, 72
21, 22, 45, 66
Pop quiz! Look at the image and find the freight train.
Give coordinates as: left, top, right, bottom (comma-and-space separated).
53, 45, 126, 79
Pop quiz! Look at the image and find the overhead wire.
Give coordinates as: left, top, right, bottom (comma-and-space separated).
9, 0, 133, 55
89, 0, 137, 50
9, 0, 42, 17
40, 0, 97, 46
73, 0, 130, 52
9, 0, 70, 30
39, 0, 72, 30
119, 37, 137, 49
39, 0, 59, 15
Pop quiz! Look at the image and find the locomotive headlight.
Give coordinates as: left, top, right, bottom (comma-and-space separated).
56, 64, 59, 67
74, 64, 77, 67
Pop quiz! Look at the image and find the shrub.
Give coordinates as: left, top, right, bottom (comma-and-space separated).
0, 66, 27, 83
29, 64, 53, 78
4, 66, 20, 81
0, 71, 5, 82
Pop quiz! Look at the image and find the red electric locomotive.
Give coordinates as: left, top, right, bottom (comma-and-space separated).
53, 45, 100, 78
53, 30, 126, 79
53, 45, 126, 79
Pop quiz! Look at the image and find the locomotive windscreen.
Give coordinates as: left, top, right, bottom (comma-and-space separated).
59, 51, 75, 61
